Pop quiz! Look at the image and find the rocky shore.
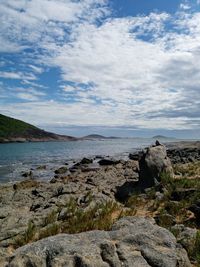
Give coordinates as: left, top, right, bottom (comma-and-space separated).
0, 141, 200, 266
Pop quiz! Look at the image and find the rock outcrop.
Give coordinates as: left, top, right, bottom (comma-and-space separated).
5, 217, 191, 267
166, 141, 200, 164
138, 143, 174, 189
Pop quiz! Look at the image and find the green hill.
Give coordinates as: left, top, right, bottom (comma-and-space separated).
0, 114, 77, 143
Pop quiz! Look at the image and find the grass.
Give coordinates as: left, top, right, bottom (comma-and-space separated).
60, 200, 135, 234
125, 162, 200, 266
15, 221, 36, 247
187, 231, 200, 266
13, 160, 200, 265
14, 198, 135, 248
174, 161, 200, 179
194, 231, 200, 266
42, 209, 58, 227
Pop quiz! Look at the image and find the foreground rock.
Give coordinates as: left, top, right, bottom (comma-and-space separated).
138, 143, 174, 189
5, 217, 191, 267
0, 160, 139, 259
115, 143, 175, 200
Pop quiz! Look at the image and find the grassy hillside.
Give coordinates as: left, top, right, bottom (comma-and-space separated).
0, 114, 76, 142
0, 114, 38, 138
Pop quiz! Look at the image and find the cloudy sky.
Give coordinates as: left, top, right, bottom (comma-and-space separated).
0, 0, 200, 138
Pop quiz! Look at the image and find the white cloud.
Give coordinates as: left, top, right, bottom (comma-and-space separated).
0, 0, 200, 131
0, 71, 37, 80
29, 65, 44, 74
44, 12, 199, 130
16, 93, 40, 101
180, 3, 191, 10
0, 0, 109, 52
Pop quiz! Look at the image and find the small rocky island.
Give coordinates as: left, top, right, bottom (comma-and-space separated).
0, 141, 200, 266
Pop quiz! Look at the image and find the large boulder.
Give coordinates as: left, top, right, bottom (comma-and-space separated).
138, 143, 174, 189
5, 217, 191, 267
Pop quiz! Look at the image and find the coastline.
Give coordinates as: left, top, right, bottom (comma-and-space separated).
0, 140, 200, 266
0, 139, 199, 184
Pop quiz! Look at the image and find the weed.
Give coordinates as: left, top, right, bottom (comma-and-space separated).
42, 209, 58, 227
15, 220, 36, 247
38, 223, 60, 240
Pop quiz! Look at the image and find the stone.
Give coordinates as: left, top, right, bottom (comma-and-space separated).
98, 159, 120, 166
138, 144, 174, 189
80, 157, 93, 164
6, 217, 191, 267
129, 153, 139, 160
154, 213, 176, 228
171, 224, 197, 253
171, 188, 197, 201
54, 166, 68, 175
22, 171, 33, 178
36, 165, 46, 170
189, 200, 200, 223
115, 181, 138, 202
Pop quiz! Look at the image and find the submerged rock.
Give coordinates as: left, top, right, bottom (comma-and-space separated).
5, 217, 191, 267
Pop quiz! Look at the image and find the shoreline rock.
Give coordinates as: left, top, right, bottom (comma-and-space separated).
0, 141, 200, 265
5, 217, 191, 267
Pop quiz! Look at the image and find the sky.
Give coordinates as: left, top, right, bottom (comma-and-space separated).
0, 0, 200, 138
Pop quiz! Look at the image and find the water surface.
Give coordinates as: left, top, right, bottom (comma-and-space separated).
0, 138, 173, 183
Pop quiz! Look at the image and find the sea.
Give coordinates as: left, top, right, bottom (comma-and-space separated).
0, 138, 176, 183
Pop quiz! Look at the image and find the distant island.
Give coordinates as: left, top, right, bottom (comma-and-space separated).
0, 114, 77, 143
0, 114, 120, 144
152, 135, 176, 139
83, 134, 120, 140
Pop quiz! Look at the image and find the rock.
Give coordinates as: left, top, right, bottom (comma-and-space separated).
138, 144, 174, 189
189, 200, 200, 223
30, 203, 42, 212
154, 213, 176, 228
115, 181, 138, 202
98, 159, 120, 166
22, 171, 33, 178
53, 186, 64, 197
58, 208, 70, 221
80, 157, 93, 164
129, 153, 139, 160
171, 188, 197, 201
155, 191, 165, 201
6, 217, 191, 267
36, 165, 46, 170
167, 146, 200, 164
54, 166, 68, 175
155, 140, 162, 146
50, 177, 57, 183
171, 224, 197, 253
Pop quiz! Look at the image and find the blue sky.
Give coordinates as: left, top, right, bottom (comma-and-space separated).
0, 0, 200, 138
111, 0, 183, 16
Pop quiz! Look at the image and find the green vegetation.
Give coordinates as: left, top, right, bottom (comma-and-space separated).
15, 220, 36, 247
0, 114, 38, 139
194, 231, 200, 266
13, 160, 200, 265
174, 161, 200, 178
125, 162, 200, 266
14, 198, 135, 248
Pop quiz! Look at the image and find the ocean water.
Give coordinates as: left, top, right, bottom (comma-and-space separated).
0, 138, 173, 183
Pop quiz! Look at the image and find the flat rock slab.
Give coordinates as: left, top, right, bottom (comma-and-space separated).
5, 217, 191, 267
